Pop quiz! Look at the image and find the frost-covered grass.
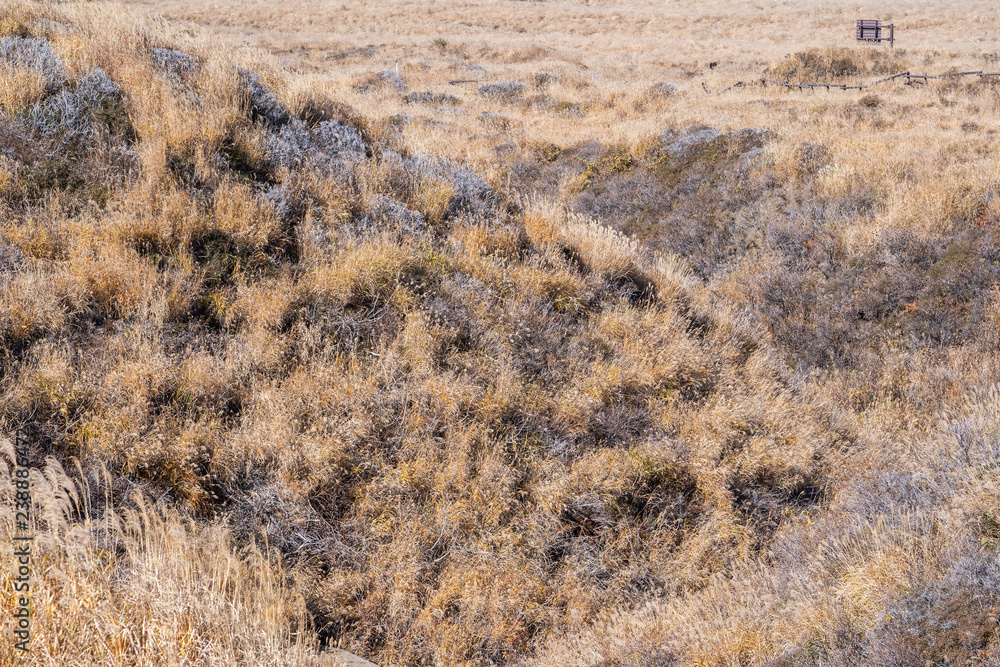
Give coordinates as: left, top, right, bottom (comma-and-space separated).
150, 46, 198, 81
28, 67, 132, 150
268, 118, 365, 170
238, 67, 290, 127
476, 79, 524, 102
0, 34, 65, 90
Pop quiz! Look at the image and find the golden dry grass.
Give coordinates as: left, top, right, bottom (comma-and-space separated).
3, 0, 1000, 665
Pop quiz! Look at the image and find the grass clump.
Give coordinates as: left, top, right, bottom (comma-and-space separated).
477, 80, 525, 102
766, 46, 907, 82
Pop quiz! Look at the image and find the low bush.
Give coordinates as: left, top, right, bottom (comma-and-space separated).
477, 80, 525, 102
766, 46, 907, 83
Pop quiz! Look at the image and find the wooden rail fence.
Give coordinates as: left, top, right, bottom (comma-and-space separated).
715, 69, 1000, 94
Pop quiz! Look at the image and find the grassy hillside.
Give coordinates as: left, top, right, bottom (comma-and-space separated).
3, 1, 1000, 665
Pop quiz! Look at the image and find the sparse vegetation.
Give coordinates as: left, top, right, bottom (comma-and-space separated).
4, 0, 1000, 665
476, 80, 525, 102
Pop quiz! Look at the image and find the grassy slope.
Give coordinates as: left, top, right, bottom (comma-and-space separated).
2, 1, 1000, 665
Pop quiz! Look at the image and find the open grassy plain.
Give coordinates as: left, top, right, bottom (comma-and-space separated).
4, 0, 1000, 665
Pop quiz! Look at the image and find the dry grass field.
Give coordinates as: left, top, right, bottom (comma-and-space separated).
4, 0, 1000, 665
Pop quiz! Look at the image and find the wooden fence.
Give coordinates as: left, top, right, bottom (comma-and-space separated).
715, 70, 1000, 94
